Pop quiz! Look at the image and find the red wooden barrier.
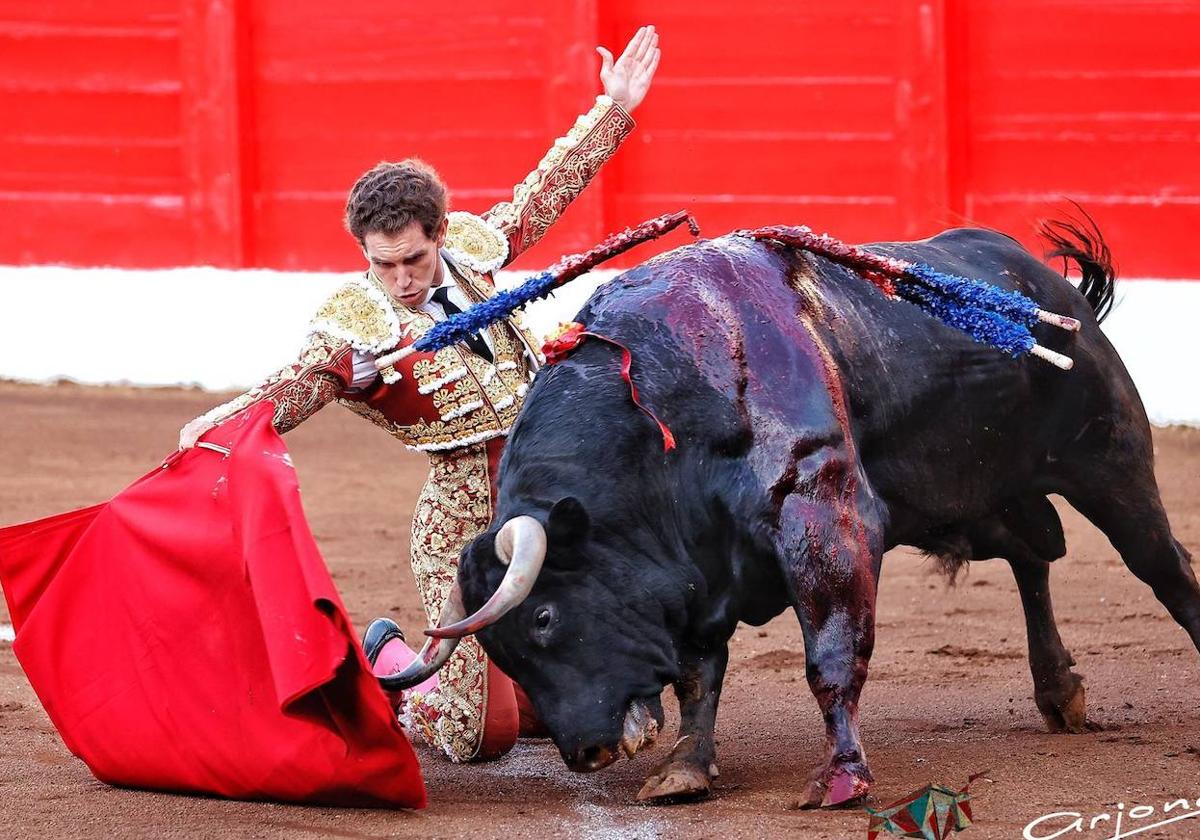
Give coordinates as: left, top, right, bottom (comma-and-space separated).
956, 0, 1200, 279
0, 1, 1196, 276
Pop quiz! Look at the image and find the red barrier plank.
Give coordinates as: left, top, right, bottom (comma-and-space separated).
967, 0, 1200, 72
970, 198, 1200, 278
0, 1, 177, 28
0, 145, 182, 193
0, 32, 177, 92
249, 4, 551, 80
601, 3, 902, 79
640, 80, 899, 134
0, 89, 179, 141
968, 136, 1200, 196
610, 135, 900, 198
0, 192, 188, 267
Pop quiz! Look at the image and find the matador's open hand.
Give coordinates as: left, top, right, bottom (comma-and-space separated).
598, 25, 661, 114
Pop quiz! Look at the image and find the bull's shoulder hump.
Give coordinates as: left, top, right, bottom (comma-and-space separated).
926, 226, 1022, 248
631, 235, 782, 279
588, 236, 785, 312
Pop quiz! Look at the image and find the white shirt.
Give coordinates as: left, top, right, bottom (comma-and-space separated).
346, 256, 495, 390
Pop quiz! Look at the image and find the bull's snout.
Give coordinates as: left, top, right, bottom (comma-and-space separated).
565, 744, 620, 773
562, 699, 662, 773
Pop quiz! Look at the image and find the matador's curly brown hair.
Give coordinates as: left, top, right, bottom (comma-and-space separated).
344, 159, 448, 243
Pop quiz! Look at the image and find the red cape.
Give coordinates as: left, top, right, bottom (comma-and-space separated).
0, 402, 425, 808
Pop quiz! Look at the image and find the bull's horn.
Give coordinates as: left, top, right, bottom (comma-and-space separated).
377, 587, 466, 690
425, 515, 547, 639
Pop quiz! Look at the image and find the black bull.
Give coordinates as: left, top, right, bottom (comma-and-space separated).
424, 224, 1197, 805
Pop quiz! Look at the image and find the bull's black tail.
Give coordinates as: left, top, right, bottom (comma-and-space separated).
1037, 205, 1117, 323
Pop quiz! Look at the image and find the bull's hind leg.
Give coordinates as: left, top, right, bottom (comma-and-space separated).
776, 488, 884, 809
1062, 469, 1200, 654
1052, 398, 1200, 654
946, 497, 1092, 732
1008, 557, 1092, 732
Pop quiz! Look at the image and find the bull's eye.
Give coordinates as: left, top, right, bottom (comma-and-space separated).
531, 604, 557, 645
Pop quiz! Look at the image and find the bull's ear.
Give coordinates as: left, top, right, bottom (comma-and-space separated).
548, 496, 590, 546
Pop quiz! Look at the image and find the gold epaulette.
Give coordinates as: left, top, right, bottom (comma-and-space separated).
443, 211, 510, 274
308, 275, 403, 355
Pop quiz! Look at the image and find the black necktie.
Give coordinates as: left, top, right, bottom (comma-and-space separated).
431, 286, 493, 363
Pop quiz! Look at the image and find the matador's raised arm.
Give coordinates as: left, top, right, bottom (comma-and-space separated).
482, 95, 635, 268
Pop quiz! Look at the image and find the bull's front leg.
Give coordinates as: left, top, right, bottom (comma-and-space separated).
777, 491, 883, 809
637, 645, 728, 803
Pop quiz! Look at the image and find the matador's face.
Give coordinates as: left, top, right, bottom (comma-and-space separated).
363, 218, 448, 309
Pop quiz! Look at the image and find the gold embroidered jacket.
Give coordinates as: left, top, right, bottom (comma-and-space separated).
195, 95, 634, 448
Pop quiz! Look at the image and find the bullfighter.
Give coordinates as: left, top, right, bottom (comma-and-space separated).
177, 25, 661, 763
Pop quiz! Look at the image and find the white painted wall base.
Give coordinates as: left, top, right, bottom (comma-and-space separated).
1093, 280, 1199, 426
0, 266, 1195, 425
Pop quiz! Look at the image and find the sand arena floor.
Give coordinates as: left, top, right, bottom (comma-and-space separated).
1, 381, 1198, 839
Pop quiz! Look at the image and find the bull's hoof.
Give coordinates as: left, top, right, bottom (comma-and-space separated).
800, 762, 872, 809
636, 760, 713, 804
1036, 673, 1099, 733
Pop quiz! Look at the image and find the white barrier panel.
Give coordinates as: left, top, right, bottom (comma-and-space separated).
0, 266, 1195, 425
1097, 280, 1199, 426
